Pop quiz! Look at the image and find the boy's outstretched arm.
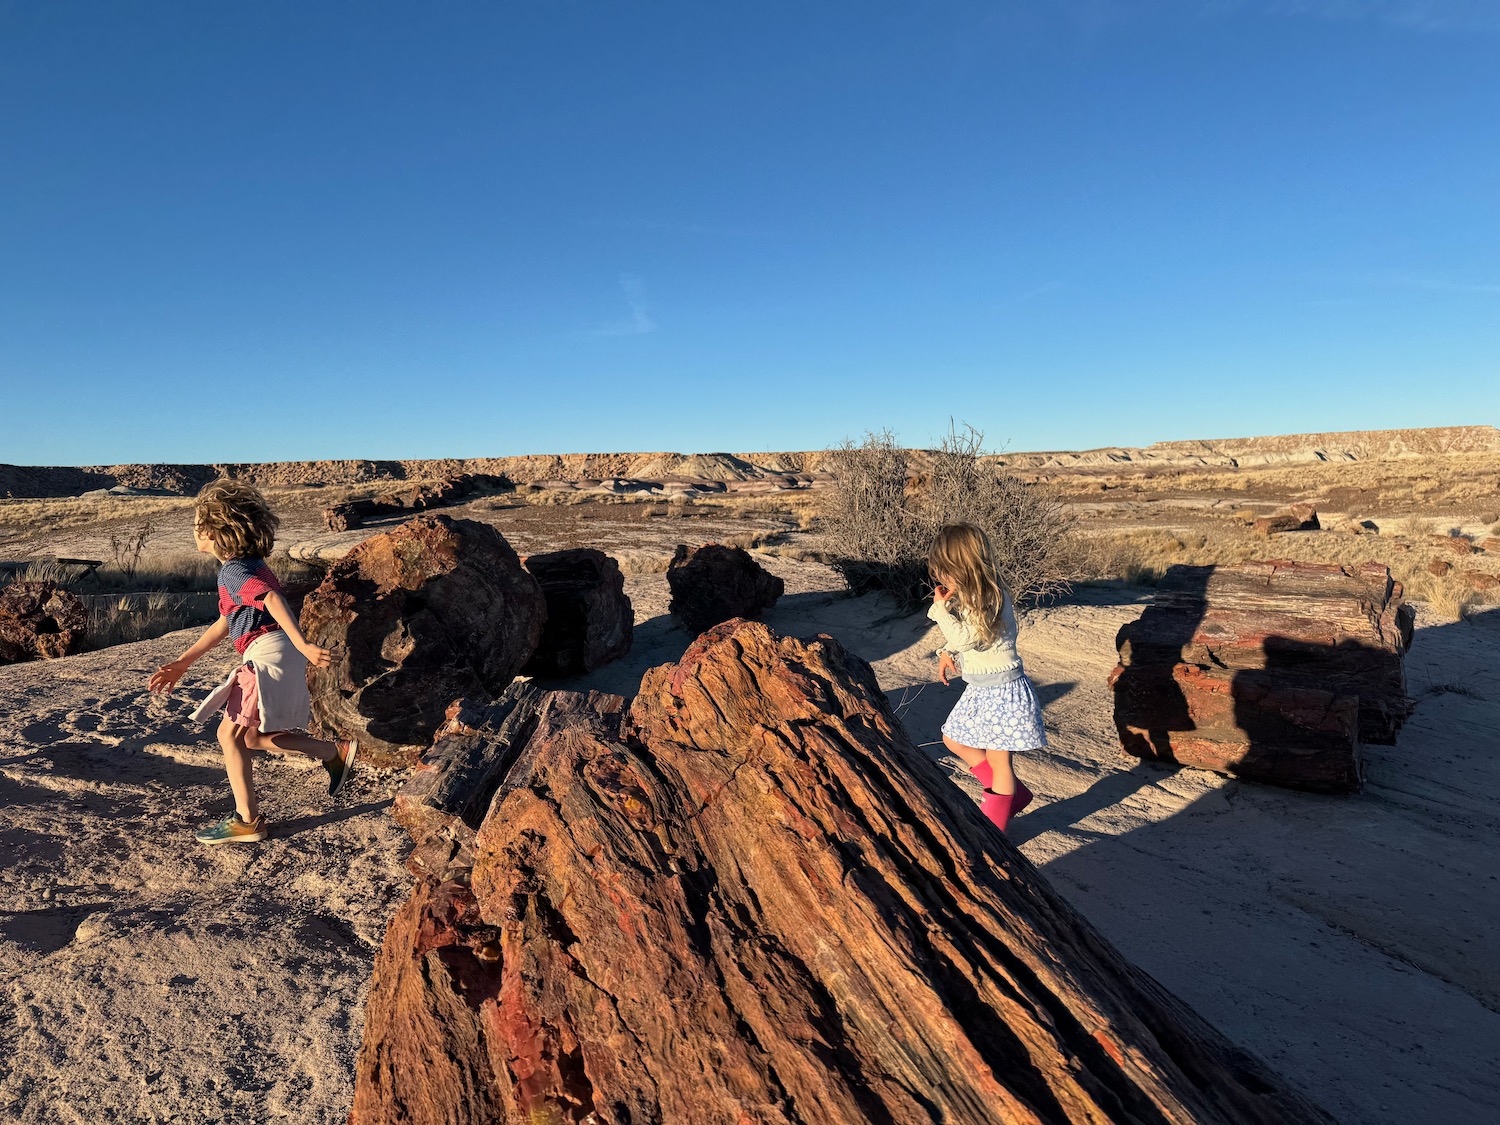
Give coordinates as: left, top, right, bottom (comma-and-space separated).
262, 591, 333, 668
149, 616, 230, 693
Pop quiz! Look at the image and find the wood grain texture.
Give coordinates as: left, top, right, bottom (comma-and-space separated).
354, 619, 1330, 1125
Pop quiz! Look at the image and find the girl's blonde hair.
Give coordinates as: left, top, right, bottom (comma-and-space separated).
195, 478, 279, 560
928, 523, 1007, 645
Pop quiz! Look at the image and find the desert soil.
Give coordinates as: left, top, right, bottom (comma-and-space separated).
3, 519, 1498, 1122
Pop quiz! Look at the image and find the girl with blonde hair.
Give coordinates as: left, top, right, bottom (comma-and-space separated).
927, 523, 1046, 831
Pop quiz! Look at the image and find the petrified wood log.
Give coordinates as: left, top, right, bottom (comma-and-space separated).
300, 515, 546, 766
521, 548, 633, 677
1111, 561, 1414, 791
666, 543, 784, 635
0, 580, 88, 663
323, 473, 511, 531
353, 619, 1330, 1125
1252, 504, 1319, 537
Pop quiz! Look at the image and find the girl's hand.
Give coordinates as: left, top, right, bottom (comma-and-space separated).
932, 583, 951, 604
148, 659, 192, 694
300, 642, 333, 669
937, 652, 959, 685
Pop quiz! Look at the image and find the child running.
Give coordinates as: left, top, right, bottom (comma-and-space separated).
928, 523, 1046, 832
148, 478, 356, 845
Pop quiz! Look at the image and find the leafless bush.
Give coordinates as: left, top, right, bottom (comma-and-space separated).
108, 518, 155, 582
822, 424, 1076, 606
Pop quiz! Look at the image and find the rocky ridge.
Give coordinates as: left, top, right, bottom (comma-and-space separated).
3, 427, 1496, 498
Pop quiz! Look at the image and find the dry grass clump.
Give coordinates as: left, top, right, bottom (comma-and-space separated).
85, 592, 219, 650
1088, 521, 1494, 621
821, 425, 1077, 606
614, 550, 675, 576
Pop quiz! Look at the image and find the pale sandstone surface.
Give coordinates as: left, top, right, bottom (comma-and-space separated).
2, 549, 1498, 1123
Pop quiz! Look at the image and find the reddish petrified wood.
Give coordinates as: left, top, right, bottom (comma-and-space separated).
353, 620, 1331, 1125
520, 548, 633, 677
1430, 534, 1475, 555
300, 516, 546, 766
666, 543, 784, 635
1111, 560, 1414, 792
0, 581, 88, 664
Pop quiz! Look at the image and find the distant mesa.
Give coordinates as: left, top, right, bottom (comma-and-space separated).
2, 426, 1497, 498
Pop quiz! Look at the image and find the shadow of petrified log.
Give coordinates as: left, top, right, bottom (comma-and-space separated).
354, 619, 1330, 1125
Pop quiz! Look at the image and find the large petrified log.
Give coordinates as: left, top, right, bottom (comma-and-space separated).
300, 515, 546, 766
520, 548, 633, 677
1110, 560, 1414, 792
0, 580, 88, 663
353, 619, 1330, 1125
666, 542, 784, 635
323, 472, 510, 531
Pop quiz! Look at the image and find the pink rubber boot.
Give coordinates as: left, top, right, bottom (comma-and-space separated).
968, 760, 993, 790
1011, 780, 1034, 819
980, 789, 1014, 831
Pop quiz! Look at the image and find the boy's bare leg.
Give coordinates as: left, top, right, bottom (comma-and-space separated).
984, 748, 1016, 795
245, 729, 337, 763
217, 716, 260, 821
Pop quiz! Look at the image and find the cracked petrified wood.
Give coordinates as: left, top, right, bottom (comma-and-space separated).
666, 542, 783, 635
300, 515, 546, 767
0, 581, 88, 663
1110, 560, 1414, 792
521, 548, 633, 678
352, 619, 1330, 1125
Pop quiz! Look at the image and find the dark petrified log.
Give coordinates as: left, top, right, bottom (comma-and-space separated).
0, 581, 88, 663
520, 548, 633, 678
666, 543, 784, 635
323, 473, 511, 531
1111, 561, 1414, 792
353, 619, 1331, 1125
300, 515, 546, 767
1252, 504, 1319, 537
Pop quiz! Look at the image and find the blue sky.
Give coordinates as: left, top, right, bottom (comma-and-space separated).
1, 1, 1496, 464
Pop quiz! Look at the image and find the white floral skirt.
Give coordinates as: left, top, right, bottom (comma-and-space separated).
941, 675, 1048, 753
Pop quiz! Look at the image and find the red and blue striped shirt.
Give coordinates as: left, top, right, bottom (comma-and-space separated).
217, 558, 284, 654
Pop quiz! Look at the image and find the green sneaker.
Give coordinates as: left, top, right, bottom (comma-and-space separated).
195, 812, 268, 845
325, 738, 358, 797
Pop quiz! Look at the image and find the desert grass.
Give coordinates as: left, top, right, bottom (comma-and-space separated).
1045, 451, 1500, 515
0, 496, 195, 537
1087, 524, 1495, 621
84, 592, 219, 650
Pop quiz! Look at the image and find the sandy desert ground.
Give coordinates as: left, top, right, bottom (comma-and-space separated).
3, 438, 1499, 1123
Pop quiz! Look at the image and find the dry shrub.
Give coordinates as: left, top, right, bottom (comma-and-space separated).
822, 426, 1076, 606
85, 592, 219, 650
614, 550, 675, 576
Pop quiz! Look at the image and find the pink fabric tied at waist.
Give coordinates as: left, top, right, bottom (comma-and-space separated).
224, 663, 261, 730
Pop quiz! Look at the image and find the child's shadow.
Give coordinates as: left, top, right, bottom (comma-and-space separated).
1008, 761, 1167, 846
263, 800, 390, 839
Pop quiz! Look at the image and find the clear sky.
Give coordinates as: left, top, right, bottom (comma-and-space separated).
1, 1, 1496, 465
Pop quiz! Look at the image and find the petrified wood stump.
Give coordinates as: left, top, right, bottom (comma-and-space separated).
1111, 560, 1414, 792
0, 580, 88, 663
300, 515, 546, 766
666, 543, 784, 635
353, 619, 1330, 1125
521, 548, 633, 677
